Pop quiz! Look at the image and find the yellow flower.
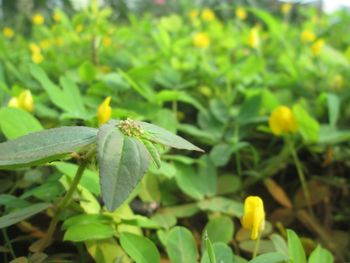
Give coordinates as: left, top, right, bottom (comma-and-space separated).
55, 37, 64, 46
8, 97, 19, 108
311, 39, 325, 56
39, 39, 51, 50
32, 52, 44, 64
97, 96, 112, 126
193, 32, 210, 48
3, 27, 14, 38
247, 27, 260, 49
32, 13, 45, 25
29, 43, 41, 54
332, 74, 344, 91
75, 24, 84, 33
281, 3, 292, 14
201, 8, 215, 22
18, 90, 34, 112
269, 106, 298, 136
189, 9, 199, 20
300, 29, 316, 43
241, 196, 265, 240
8, 90, 34, 112
53, 11, 61, 22
102, 37, 112, 47
236, 7, 247, 20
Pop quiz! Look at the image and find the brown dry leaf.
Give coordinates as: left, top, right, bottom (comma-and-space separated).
269, 208, 295, 226
9, 257, 28, 263
294, 180, 330, 208
264, 178, 293, 208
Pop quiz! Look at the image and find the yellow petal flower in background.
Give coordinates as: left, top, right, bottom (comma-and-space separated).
75, 24, 84, 33
8, 90, 34, 112
32, 13, 45, 25
18, 90, 34, 112
3, 27, 14, 38
241, 196, 265, 240
281, 3, 292, 14
201, 8, 215, 22
236, 7, 247, 21
193, 32, 210, 48
97, 96, 112, 126
8, 97, 19, 108
269, 106, 298, 136
53, 11, 61, 22
32, 52, 44, 64
29, 43, 41, 54
300, 29, 316, 43
247, 27, 260, 49
55, 37, 64, 47
39, 39, 51, 50
189, 9, 199, 21
102, 37, 112, 47
311, 39, 325, 56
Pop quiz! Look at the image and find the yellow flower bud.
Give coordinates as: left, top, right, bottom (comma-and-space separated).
8, 97, 19, 108
3, 27, 14, 38
193, 32, 210, 48
32, 14, 45, 25
32, 52, 44, 64
236, 7, 247, 20
18, 90, 34, 112
97, 96, 112, 126
300, 29, 316, 43
281, 3, 292, 14
241, 196, 265, 240
201, 8, 215, 22
269, 106, 298, 136
311, 39, 325, 56
247, 27, 260, 49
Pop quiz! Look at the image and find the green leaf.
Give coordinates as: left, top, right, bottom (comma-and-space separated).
166, 226, 198, 263
203, 231, 217, 263
64, 222, 114, 242
97, 124, 149, 211
237, 95, 262, 125
198, 197, 243, 217
270, 233, 289, 257
292, 105, 319, 143
142, 140, 161, 168
174, 163, 204, 200
201, 243, 234, 263
248, 252, 289, 263
79, 61, 97, 82
120, 232, 160, 263
0, 203, 51, 229
86, 238, 132, 263
209, 143, 232, 167
62, 214, 111, 230
0, 194, 31, 209
308, 245, 333, 263
137, 121, 203, 152
287, 229, 306, 263
0, 127, 97, 169
204, 216, 234, 244
0, 108, 43, 139
327, 93, 339, 128
55, 162, 100, 194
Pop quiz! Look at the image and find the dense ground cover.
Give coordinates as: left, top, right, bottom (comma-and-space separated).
0, 2, 349, 262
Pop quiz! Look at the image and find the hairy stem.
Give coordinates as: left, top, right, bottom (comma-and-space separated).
35, 157, 90, 252
288, 140, 314, 216
252, 232, 261, 259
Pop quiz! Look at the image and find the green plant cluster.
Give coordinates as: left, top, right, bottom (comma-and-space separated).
0, 2, 349, 263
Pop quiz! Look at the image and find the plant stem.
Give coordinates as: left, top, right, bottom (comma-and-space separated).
2, 229, 16, 259
252, 232, 261, 259
288, 140, 314, 216
36, 159, 89, 251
